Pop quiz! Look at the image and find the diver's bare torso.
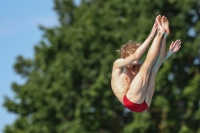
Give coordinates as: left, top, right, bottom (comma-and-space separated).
111, 62, 141, 103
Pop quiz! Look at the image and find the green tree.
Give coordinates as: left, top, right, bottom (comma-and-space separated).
3, 0, 200, 133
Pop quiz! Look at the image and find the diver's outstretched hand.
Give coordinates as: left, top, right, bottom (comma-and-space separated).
169, 39, 181, 53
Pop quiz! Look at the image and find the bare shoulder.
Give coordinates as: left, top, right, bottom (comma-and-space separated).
113, 58, 129, 69
113, 58, 124, 69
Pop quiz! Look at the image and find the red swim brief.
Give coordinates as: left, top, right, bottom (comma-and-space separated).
123, 95, 148, 112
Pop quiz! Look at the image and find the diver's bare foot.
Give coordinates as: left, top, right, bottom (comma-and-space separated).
156, 15, 166, 34
161, 16, 170, 35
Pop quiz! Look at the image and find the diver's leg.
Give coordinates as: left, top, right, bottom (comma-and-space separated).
145, 16, 170, 106
126, 15, 166, 103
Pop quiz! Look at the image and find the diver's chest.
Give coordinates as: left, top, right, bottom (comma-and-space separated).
123, 67, 137, 79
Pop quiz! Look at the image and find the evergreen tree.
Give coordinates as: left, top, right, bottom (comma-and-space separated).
3, 0, 200, 133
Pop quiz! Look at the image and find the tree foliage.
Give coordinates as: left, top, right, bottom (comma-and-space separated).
3, 0, 200, 133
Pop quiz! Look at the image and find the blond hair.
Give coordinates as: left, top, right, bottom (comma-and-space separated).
117, 40, 141, 58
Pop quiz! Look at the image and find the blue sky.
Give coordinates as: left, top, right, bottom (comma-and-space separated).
0, 0, 79, 132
